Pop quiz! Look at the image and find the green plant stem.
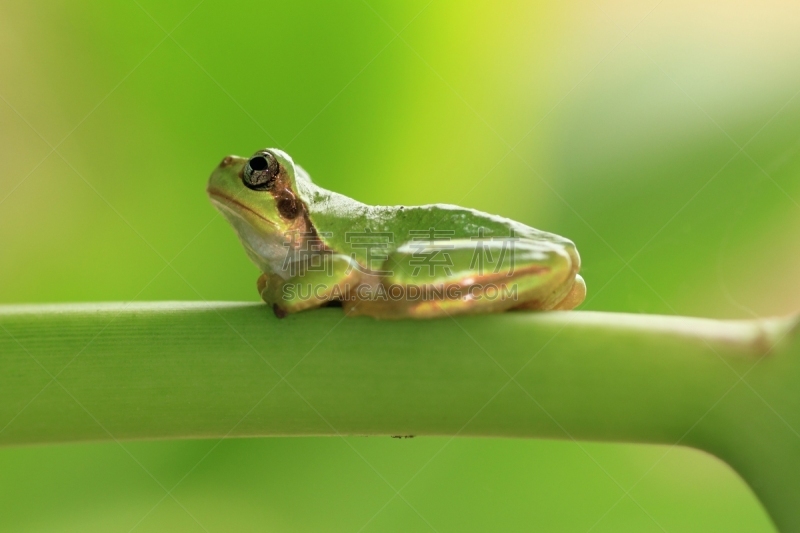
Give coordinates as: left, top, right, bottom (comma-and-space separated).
1, 303, 798, 531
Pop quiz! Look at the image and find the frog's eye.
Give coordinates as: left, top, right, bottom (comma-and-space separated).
243, 151, 279, 190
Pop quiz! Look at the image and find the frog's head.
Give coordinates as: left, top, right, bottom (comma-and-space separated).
207, 148, 308, 272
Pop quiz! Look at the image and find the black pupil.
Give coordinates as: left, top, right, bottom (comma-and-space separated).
249, 155, 268, 171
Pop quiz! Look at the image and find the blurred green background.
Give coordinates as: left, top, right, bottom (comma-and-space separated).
1, 0, 799, 531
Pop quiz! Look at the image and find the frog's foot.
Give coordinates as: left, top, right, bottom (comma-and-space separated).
257, 273, 269, 295
553, 274, 586, 310
513, 273, 586, 311
259, 254, 360, 316
257, 273, 288, 318
272, 304, 288, 319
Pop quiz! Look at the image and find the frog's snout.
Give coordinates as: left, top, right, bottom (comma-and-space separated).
207, 155, 246, 195
217, 155, 246, 171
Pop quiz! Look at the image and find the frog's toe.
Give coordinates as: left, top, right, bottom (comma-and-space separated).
272, 304, 288, 319
552, 274, 586, 310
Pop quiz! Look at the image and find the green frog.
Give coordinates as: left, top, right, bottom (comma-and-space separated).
207, 148, 585, 318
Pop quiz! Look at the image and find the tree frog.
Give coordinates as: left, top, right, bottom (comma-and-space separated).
207, 148, 585, 319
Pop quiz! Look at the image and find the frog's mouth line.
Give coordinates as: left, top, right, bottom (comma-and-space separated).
207, 188, 278, 229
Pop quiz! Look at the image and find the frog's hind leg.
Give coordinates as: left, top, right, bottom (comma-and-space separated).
258, 254, 360, 317
554, 274, 586, 310
346, 239, 580, 319
513, 273, 586, 311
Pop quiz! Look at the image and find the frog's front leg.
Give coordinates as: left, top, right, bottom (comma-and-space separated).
259, 254, 360, 317
346, 239, 582, 319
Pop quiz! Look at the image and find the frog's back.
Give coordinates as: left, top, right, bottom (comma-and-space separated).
291, 165, 574, 257
374, 203, 570, 246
